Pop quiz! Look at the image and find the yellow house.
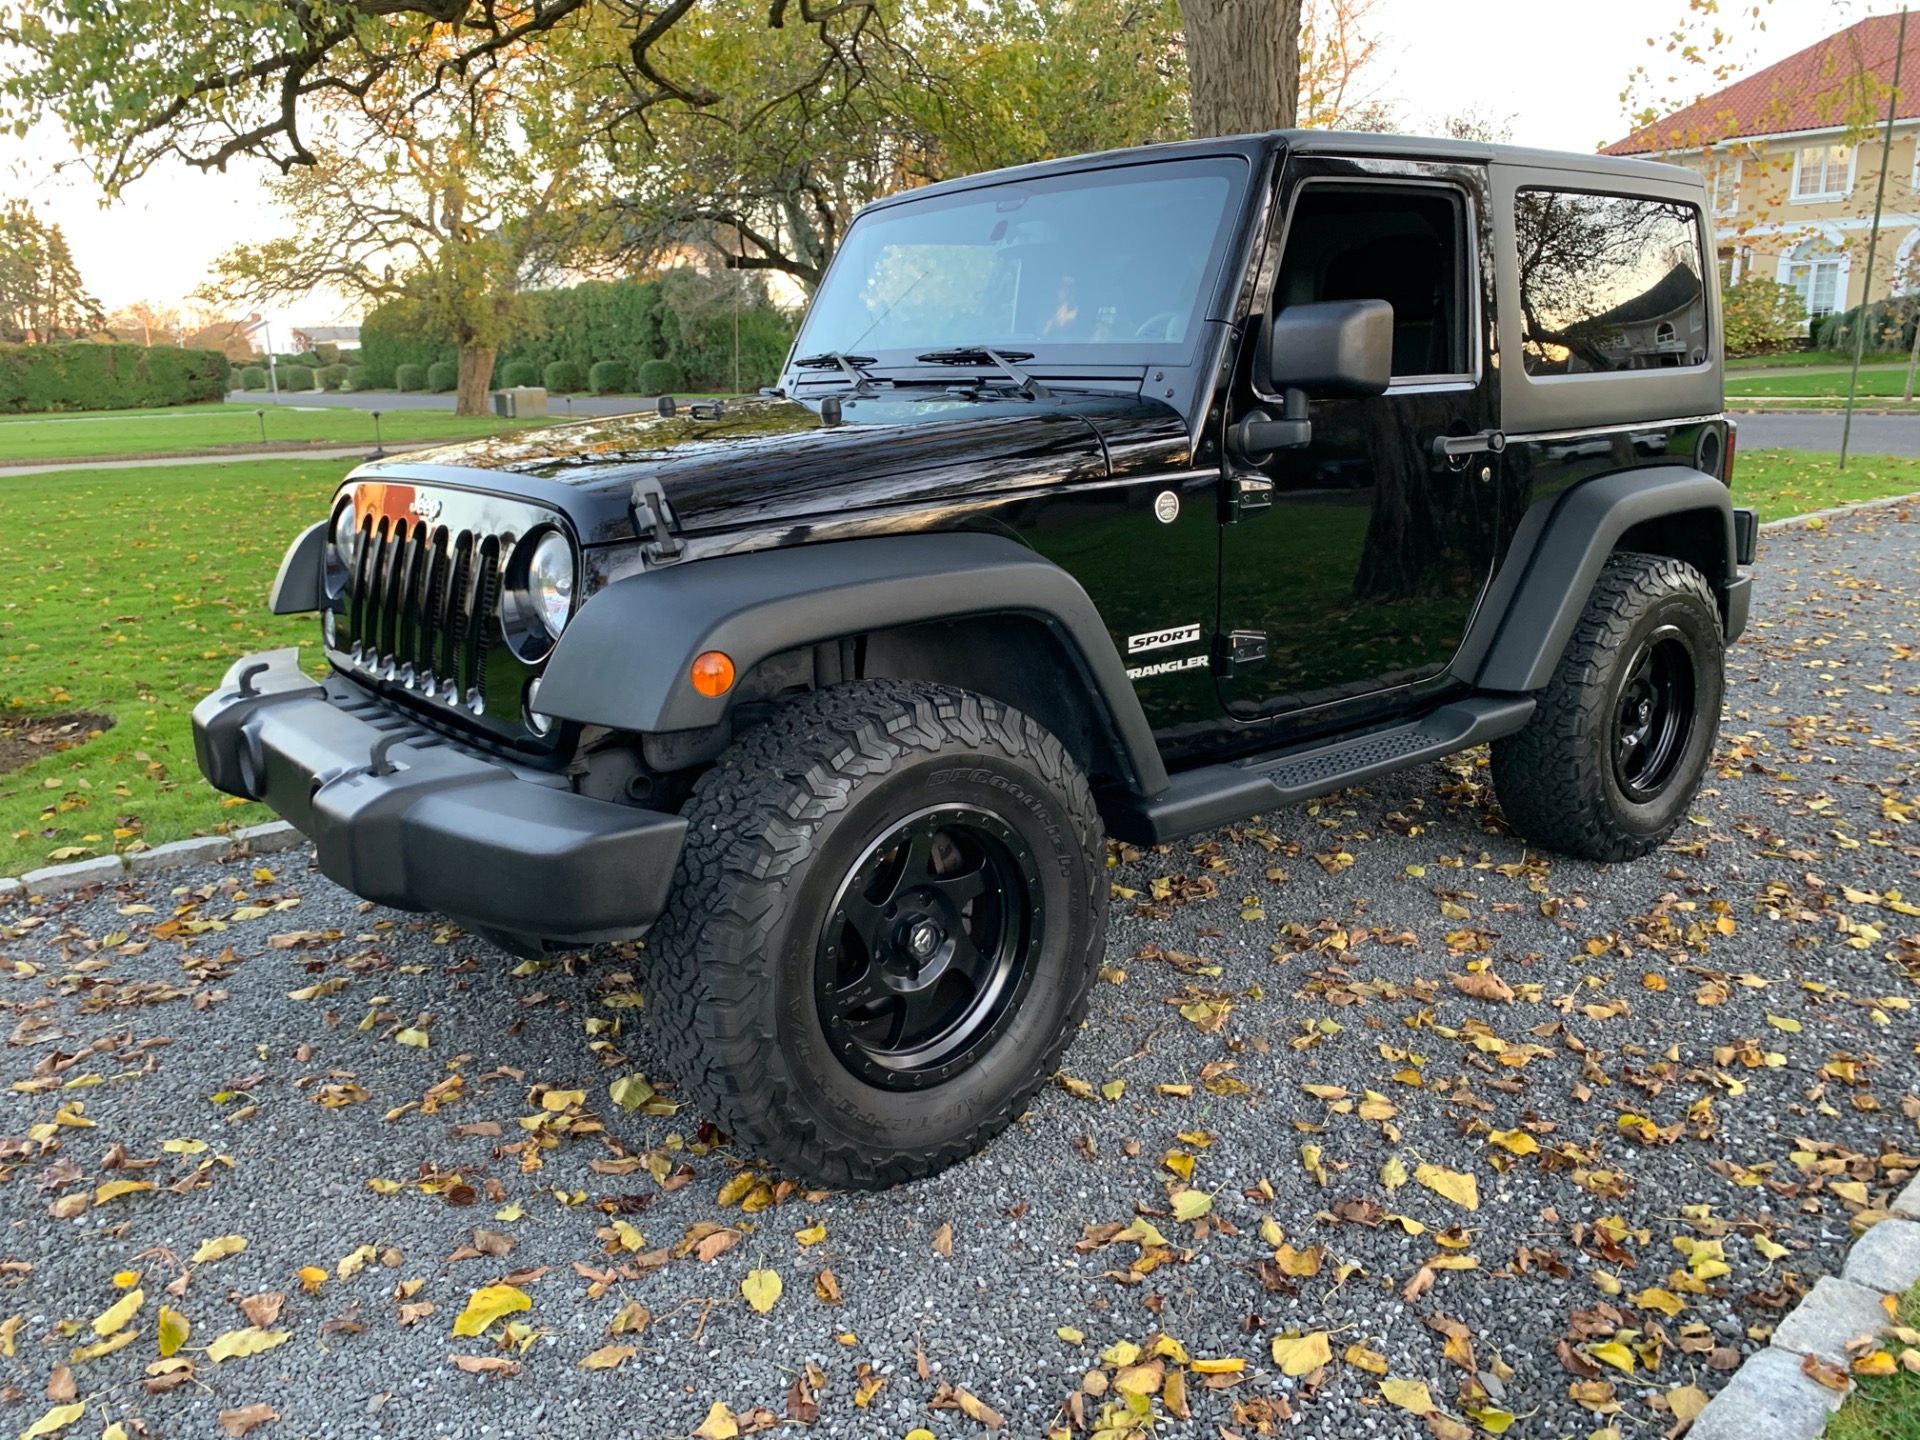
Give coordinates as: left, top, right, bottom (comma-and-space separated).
1605, 13, 1920, 333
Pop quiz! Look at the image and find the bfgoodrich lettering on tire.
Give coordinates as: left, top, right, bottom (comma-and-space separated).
1491, 552, 1724, 863
642, 679, 1107, 1188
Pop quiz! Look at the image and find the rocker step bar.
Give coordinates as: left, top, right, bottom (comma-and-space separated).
1108, 695, 1536, 845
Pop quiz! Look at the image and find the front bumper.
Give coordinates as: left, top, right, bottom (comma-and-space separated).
191, 649, 687, 945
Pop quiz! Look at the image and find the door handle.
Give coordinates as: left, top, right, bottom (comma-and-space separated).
1431, 429, 1506, 461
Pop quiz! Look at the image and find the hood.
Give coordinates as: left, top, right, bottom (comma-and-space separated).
350, 391, 1187, 544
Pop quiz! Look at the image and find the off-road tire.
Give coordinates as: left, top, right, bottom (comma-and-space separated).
1491, 551, 1723, 862
643, 679, 1107, 1188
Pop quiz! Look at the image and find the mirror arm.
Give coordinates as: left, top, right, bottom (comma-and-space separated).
1230, 387, 1311, 457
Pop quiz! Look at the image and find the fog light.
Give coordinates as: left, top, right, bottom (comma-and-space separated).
690, 651, 735, 697
525, 677, 553, 735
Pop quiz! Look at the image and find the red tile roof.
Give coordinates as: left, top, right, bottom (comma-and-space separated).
1604, 13, 1920, 155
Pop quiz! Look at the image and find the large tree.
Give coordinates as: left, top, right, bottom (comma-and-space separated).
0, 201, 102, 342
1177, 0, 1303, 136
597, 0, 1195, 291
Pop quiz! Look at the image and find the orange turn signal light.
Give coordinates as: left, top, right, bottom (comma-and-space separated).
690, 650, 736, 697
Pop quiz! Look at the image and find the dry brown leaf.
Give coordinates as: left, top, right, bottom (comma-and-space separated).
218, 1404, 279, 1437
932, 1222, 954, 1258
1449, 971, 1514, 1004
238, 1293, 283, 1328
448, 1354, 520, 1377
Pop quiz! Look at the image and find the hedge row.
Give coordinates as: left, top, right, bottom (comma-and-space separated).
0, 343, 230, 413
359, 274, 797, 394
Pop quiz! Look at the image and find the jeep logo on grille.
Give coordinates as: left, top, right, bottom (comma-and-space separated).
408, 495, 442, 522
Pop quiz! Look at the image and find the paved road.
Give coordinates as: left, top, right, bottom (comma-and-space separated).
3, 509, 1917, 1438
1735, 409, 1920, 455
234, 388, 655, 419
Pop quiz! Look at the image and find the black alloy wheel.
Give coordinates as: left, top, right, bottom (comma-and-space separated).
1611, 626, 1698, 801
817, 806, 1042, 1090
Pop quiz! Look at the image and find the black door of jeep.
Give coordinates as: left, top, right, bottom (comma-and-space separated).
1217, 158, 1503, 727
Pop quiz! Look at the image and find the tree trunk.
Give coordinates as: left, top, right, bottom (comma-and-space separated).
1178, 0, 1303, 137
454, 345, 496, 418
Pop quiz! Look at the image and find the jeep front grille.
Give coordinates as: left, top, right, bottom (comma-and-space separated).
328, 481, 564, 739
343, 514, 501, 710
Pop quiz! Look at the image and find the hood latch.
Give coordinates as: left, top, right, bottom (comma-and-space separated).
631, 474, 685, 564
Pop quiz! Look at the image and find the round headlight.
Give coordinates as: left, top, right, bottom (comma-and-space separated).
330, 503, 357, 565
528, 531, 575, 639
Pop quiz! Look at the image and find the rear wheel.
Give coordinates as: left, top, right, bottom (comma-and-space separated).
643, 679, 1106, 1188
1491, 552, 1723, 862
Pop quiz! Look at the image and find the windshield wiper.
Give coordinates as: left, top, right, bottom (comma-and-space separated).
915, 347, 1051, 400
793, 351, 879, 395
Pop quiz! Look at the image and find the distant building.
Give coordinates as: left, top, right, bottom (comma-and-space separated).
289, 324, 361, 352
1605, 14, 1920, 332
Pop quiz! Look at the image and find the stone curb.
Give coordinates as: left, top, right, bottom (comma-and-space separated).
1758, 488, 1920, 533
1687, 1177, 1920, 1440
0, 822, 306, 905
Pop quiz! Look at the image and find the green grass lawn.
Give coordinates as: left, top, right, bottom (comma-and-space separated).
1728, 368, 1920, 399
0, 458, 329, 877
1735, 448, 1920, 522
1725, 350, 1908, 370
0, 402, 557, 463
0, 445, 1915, 879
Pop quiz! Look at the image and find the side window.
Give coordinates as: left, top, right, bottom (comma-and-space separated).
1514, 189, 1708, 375
1273, 185, 1470, 380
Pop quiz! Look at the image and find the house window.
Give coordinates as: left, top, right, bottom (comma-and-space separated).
1794, 143, 1852, 200
1785, 236, 1845, 319
1710, 161, 1740, 217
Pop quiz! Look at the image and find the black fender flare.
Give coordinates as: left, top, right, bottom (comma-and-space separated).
1469, 465, 1737, 694
269, 521, 325, 615
536, 532, 1172, 795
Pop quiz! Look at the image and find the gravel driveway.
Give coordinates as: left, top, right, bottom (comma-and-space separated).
4, 507, 1919, 1440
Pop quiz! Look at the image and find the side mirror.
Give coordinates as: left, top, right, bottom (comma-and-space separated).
1231, 299, 1394, 457
1264, 299, 1394, 397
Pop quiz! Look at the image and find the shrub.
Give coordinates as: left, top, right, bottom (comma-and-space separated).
344, 366, 369, 391
1814, 294, 1920, 356
637, 358, 684, 395
394, 363, 427, 393
588, 359, 631, 395
498, 360, 539, 388
543, 360, 585, 393
317, 363, 351, 392
426, 360, 457, 393
1721, 277, 1809, 356
314, 341, 341, 367
0, 343, 231, 411
279, 364, 315, 393
239, 365, 268, 390
293, 350, 322, 369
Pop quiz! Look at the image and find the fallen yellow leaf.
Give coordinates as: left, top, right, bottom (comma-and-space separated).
741, 1269, 782, 1314
451, 1285, 531, 1338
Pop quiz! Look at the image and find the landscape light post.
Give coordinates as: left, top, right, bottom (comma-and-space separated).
255, 410, 266, 443
369, 410, 386, 460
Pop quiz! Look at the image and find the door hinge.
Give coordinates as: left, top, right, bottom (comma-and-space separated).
1224, 473, 1274, 522
1212, 629, 1269, 674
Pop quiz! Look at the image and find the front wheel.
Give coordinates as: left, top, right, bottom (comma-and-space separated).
643, 680, 1107, 1188
1491, 551, 1724, 862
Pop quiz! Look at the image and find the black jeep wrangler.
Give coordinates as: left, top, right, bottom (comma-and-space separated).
195, 131, 1755, 1187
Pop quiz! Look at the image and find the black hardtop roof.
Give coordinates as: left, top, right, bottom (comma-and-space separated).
864, 129, 1703, 214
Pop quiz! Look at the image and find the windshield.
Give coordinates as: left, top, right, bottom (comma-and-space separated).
793, 156, 1248, 368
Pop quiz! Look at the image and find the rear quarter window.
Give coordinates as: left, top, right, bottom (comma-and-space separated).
1514, 189, 1709, 376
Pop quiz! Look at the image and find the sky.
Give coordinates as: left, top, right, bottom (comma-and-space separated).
0, 0, 1887, 333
